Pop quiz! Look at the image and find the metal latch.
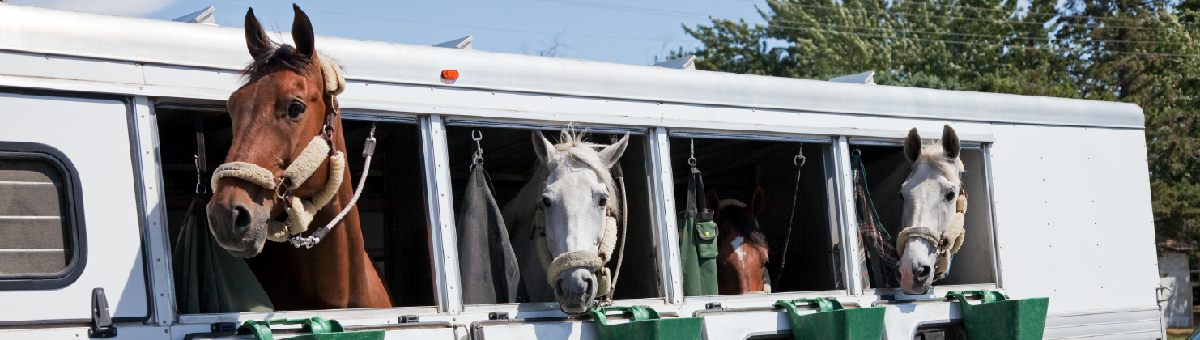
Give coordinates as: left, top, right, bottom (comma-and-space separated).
488, 312, 509, 321
398, 315, 420, 324
704, 302, 722, 310
88, 288, 117, 338
210, 322, 238, 334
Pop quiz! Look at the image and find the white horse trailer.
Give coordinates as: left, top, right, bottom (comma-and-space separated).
0, 3, 1164, 339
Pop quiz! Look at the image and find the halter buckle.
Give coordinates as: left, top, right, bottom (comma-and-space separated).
289, 235, 319, 249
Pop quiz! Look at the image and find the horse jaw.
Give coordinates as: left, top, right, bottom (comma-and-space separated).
898, 238, 936, 294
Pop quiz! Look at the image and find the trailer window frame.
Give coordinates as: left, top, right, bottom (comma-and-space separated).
0, 142, 88, 290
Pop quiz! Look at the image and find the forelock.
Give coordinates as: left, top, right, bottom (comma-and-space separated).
548, 129, 616, 201
916, 141, 965, 184
241, 44, 314, 81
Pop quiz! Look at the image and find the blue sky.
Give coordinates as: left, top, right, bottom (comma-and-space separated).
8, 0, 771, 66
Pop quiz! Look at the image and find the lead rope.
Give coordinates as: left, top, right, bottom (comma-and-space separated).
773, 144, 805, 287
289, 123, 377, 249
603, 134, 630, 303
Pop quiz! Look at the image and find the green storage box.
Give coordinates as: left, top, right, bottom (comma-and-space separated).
238, 317, 385, 340
946, 290, 1049, 340
775, 298, 885, 340
589, 306, 704, 340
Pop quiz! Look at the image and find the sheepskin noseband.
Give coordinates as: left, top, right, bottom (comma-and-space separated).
535, 204, 619, 297
896, 189, 967, 280
210, 137, 346, 242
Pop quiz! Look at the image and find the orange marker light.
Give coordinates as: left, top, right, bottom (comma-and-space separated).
441, 70, 459, 80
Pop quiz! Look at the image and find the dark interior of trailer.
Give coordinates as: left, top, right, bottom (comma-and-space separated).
669, 137, 837, 294
155, 106, 436, 310
445, 125, 663, 303
851, 145, 996, 288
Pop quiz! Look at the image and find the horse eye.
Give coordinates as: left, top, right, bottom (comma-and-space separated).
945, 191, 956, 201
598, 197, 608, 207
287, 100, 306, 118
542, 196, 552, 207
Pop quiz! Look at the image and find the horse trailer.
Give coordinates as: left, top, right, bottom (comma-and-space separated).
0, 3, 1165, 339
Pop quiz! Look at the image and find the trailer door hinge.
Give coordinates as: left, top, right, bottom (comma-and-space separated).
88, 288, 117, 338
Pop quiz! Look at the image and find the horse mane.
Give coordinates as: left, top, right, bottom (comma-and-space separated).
241, 43, 314, 81
715, 199, 768, 249
914, 141, 965, 185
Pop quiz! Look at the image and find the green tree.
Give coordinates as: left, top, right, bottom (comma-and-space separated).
679, 0, 1200, 248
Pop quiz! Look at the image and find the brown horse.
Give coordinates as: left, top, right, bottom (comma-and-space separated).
707, 187, 770, 295
205, 5, 391, 310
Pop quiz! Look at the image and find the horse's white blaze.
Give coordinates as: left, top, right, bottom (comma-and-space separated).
731, 236, 746, 269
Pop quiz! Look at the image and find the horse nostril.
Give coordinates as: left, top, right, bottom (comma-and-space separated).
556, 278, 565, 296
232, 205, 252, 231
585, 277, 594, 294
916, 265, 931, 279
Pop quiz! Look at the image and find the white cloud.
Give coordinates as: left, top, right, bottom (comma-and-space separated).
7, 0, 177, 17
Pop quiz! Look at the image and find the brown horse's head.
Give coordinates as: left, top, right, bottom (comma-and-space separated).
707, 187, 770, 295
207, 5, 335, 257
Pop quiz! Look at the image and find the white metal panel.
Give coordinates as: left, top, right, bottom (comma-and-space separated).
0, 93, 149, 321
420, 115, 462, 313
1043, 307, 1162, 339
832, 136, 864, 294
989, 125, 1159, 312
647, 128, 683, 304
0, 3, 1144, 128
129, 97, 175, 326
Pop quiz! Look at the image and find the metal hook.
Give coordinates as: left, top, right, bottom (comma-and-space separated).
688, 139, 697, 166
852, 148, 862, 156
194, 155, 204, 194
794, 143, 806, 167
471, 130, 484, 167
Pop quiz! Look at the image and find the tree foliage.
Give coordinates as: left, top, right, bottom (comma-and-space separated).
677, 0, 1200, 247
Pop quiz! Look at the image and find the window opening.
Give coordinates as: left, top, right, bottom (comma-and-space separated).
445, 124, 663, 306
849, 144, 996, 289
669, 136, 837, 295
156, 106, 436, 312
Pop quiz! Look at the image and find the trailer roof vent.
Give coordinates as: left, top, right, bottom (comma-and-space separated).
434, 36, 474, 50
653, 55, 696, 70
829, 71, 875, 84
172, 6, 217, 26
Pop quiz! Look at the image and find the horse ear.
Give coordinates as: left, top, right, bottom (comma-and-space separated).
705, 189, 719, 213
750, 186, 766, 218
244, 8, 272, 60
941, 125, 960, 159
903, 128, 921, 163
532, 130, 555, 165
291, 4, 315, 57
598, 132, 630, 169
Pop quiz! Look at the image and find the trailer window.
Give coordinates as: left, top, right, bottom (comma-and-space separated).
445, 124, 663, 304
156, 106, 437, 311
668, 135, 839, 295
0, 150, 80, 280
849, 144, 996, 288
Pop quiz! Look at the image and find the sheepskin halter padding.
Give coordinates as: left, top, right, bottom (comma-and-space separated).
209, 53, 347, 242
535, 204, 619, 297
210, 137, 346, 241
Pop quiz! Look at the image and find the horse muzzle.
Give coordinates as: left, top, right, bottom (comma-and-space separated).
554, 267, 597, 315
206, 188, 272, 257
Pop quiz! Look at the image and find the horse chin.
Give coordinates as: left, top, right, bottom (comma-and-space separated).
554, 267, 598, 316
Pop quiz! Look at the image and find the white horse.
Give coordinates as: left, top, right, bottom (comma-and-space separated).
897, 125, 966, 295
501, 129, 629, 314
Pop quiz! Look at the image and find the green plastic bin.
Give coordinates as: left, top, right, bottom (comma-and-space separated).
947, 290, 1049, 340
238, 317, 385, 340
589, 306, 704, 340
774, 298, 885, 340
